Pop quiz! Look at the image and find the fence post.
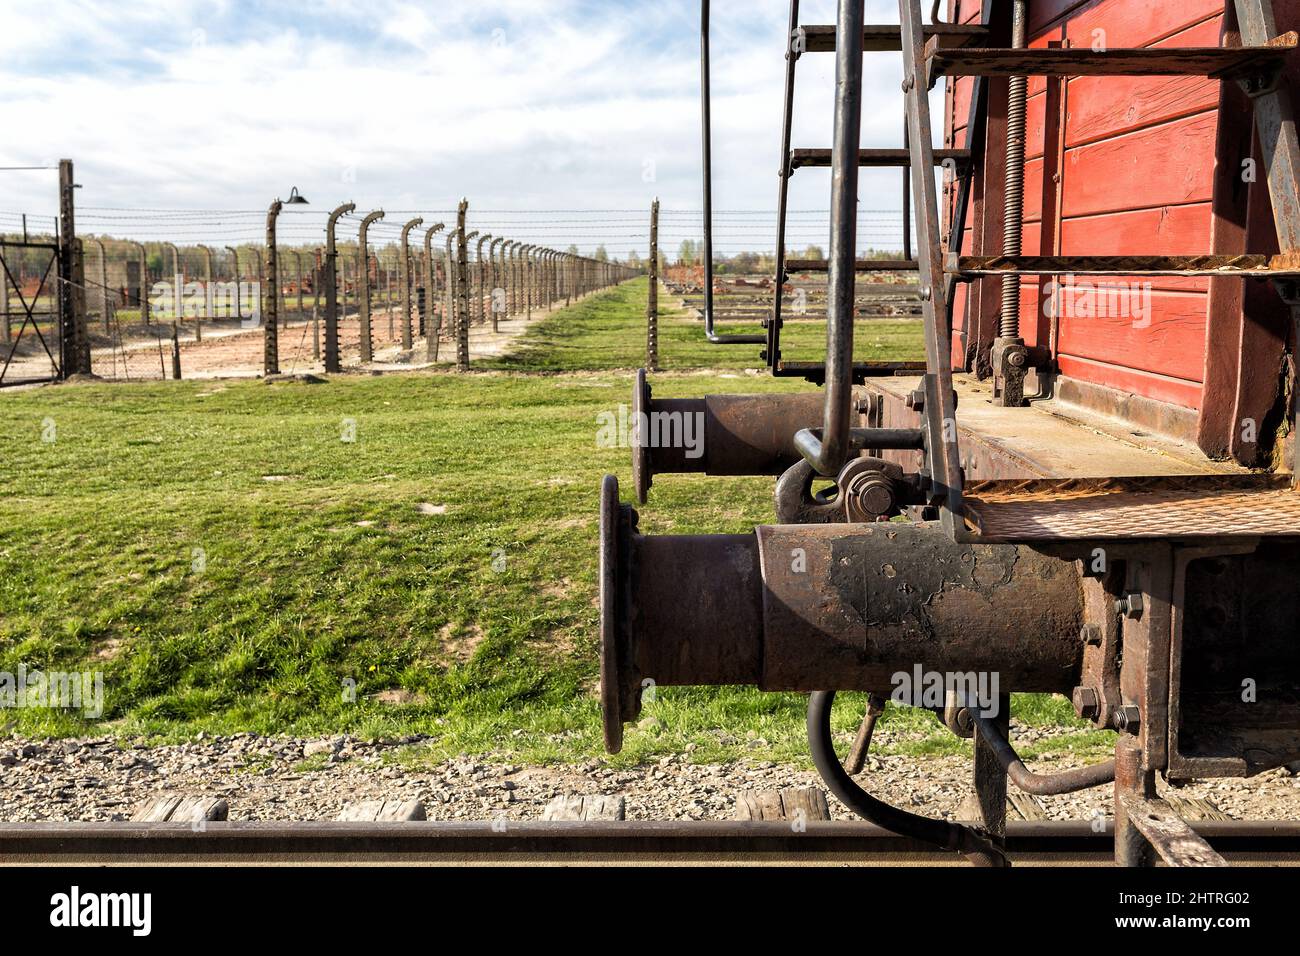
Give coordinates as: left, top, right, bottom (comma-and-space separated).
400, 217, 423, 350
56, 160, 88, 376
224, 246, 241, 322
456, 201, 472, 371
324, 202, 356, 373
313, 246, 322, 317
648, 199, 659, 371
357, 209, 385, 363
473, 233, 491, 328
423, 223, 445, 362
134, 241, 151, 327
197, 244, 214, 340
250, 247, 264, 325
264, 200, 283, 376
512, 242, 523, 316
170, 321, 182, 380
91, 238, 111, 336
164, 242, 182, 328
441, 231, 456, 363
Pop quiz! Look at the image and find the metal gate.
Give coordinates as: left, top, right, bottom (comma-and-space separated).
0, 234, 63, 387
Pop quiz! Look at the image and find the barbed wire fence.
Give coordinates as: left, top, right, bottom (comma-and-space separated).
1, 202, 907, 381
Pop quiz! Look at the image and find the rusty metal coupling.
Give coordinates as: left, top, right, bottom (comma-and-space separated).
599, 475, 1086, 753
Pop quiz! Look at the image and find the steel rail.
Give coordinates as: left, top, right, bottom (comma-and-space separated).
2, 820, 1298, 866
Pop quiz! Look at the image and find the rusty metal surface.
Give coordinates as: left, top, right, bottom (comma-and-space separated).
963, 475, 1300, 541
785, 257, 919, 272
633, 376, 831, 493
601, 477, 1086, 746
775, 360, 928, 383
950, 253, 1300, 276
796, 23, 987, 54
970, 712, 1115, 796
929, 36, 1297, 79
789, 148, 971, 169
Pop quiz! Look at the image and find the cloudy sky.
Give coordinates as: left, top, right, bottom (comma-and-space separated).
0, 0, 940, 254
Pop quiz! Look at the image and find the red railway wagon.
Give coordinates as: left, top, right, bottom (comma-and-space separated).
594, 0, 1300, 868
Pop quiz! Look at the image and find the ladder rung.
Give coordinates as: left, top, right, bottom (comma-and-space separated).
929, 34, 1299, 79
787, 258, 919, 273
797, 23, 987, 54
948, 253, 1300, 277
777, 360, 929, 382
790, 148, 971, 170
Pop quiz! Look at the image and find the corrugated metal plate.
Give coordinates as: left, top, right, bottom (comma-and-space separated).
964, 475, 1300, 541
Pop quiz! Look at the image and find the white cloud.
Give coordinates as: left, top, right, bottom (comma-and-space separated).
0, 0, 943, 254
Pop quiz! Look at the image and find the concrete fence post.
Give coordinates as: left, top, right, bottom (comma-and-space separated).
357, 209, 385, 363
224, 245, 241, 322
293, 250, 305, 317
324, 202, 356, 373
135, 241, 151, 326
474, 233, 492, 328
400, 217, 423, 351
442, 230, 457, 363
196, 244, 214, 339
424, 222, 445, 361
455, 201, 472, 371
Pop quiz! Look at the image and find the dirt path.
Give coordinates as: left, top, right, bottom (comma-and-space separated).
80, 299, 564, 381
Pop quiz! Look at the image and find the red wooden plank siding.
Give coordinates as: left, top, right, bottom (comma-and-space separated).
945, 0, 1234, 410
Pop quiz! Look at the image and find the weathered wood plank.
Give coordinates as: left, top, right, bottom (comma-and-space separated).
541, 794, 626, 822
1117, 792, 1227, 866
956, 792, 1047, 822
335, 800, 426, 822
734, 788, 831, 822
1062, 112, 1219, 219
1163, 794, 1231, 822
1056, 354, 1202, 410
132, 795, 229, 823
1056, 289, 1209, 383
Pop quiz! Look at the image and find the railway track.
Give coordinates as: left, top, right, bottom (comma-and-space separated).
4, 820, 1300, 865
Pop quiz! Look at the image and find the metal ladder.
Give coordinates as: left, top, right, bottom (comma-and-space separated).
766, 0, 986, 384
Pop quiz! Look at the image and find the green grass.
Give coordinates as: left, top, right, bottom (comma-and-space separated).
0, 278, 1111, 766
487, 279, 922, 372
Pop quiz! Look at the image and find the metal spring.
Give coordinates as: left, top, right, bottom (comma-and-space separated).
1000, 74, 1027, 339
1000, 1, 1029, 341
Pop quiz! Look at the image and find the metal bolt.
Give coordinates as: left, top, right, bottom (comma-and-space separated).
1114, 705, 1141, 734
853, 395, 873, 415
1072, 686, 1100, 720
1080, 624, 1102, 646
1115, 592, 1144, 619
905, 389, 925, 411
